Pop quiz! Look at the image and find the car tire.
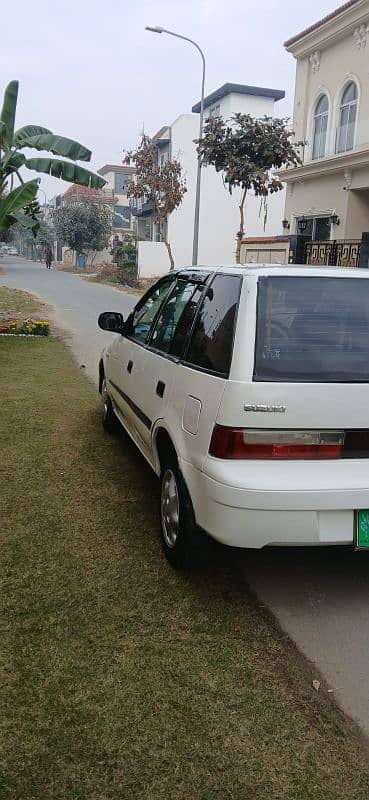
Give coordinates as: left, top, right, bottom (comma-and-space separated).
160, 460, 211, 570
101, 378, 119, 433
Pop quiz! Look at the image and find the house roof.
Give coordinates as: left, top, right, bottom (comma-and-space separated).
151, 125, 170, 142
192, 82, 285, 113
284, 0, 362, 47
63, 184, 117, 204
98, 164, 135, 176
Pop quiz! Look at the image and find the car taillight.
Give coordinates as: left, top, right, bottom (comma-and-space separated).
209, 427, 344, 460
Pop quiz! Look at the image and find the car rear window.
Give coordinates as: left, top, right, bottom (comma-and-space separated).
254, 276, 369, 383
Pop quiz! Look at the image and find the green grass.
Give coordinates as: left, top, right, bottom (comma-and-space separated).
2, 331, 369, 799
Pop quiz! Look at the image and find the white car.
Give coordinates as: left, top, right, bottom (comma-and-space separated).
98, 264, 369, 569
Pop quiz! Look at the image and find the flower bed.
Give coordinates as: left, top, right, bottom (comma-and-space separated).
0, 319, 49, 336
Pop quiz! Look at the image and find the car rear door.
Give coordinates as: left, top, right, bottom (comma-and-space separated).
168, 273, 243, 470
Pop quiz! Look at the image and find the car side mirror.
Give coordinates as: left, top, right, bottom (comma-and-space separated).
98, 312, 125, 333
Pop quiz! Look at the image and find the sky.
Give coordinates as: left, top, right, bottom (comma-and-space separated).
1, 0, 343, 201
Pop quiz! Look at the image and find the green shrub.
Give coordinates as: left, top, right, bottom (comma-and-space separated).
0, 319, 50, 336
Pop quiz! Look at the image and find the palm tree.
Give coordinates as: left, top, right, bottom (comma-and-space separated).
0, 80, 106, 233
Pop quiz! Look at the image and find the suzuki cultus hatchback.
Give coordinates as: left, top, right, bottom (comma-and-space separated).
98, 265, 369, 569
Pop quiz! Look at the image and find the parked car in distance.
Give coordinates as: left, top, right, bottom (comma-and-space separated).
7, 247, 18, 255
98, 264, 369, 569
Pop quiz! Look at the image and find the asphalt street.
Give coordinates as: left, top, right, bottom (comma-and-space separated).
1, 257, 136, 381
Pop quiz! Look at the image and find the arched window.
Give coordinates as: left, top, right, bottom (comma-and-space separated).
337, 82, 358, 153
312, 95, 329, 159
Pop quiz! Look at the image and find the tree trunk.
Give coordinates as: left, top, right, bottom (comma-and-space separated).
159, 220, 174, 270
235, 187, 247, 264
164, 239, 175, 271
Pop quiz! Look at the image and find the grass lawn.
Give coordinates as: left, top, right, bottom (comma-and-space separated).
2, 310, 369, 798
0, 286, 43, 316
85, 274, 143, 296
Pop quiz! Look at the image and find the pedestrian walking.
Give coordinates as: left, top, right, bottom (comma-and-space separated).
45, 245, 52, 270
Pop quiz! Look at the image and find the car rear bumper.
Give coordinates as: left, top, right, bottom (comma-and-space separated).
180, 459, 369, 548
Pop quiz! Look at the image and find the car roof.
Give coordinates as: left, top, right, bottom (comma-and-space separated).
178, 264, 369, 279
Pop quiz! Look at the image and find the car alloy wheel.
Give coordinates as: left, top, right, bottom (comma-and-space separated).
161, 468, 180, 549
102, 378, 109, 419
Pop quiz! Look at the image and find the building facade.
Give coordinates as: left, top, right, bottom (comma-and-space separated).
133, 82, 286, 276
97, 164, 136, 241
280, 0, 369, 250
55, 183, 118, 266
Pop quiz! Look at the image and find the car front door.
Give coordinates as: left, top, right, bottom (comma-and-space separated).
124, 275, 209, 462
106, 276, 175, 441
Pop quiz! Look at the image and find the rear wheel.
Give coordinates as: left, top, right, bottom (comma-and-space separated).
101, 378, 118, 433
160, 460, 211, 570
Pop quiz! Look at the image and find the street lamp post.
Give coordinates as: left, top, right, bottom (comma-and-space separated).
38, 188, 47, 214
145, 26, 205, 266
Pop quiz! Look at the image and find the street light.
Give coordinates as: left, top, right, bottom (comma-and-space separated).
38, 188, 48, 213
145, 25, 206, 266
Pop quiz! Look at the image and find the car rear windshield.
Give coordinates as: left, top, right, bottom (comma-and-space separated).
254, 276, 369, 383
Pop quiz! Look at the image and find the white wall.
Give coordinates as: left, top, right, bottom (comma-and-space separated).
138, 92, 286, 271
168, 107, 285, 267
168, 114, 199, 266
226, 92, 276, 119
138, 241, 170, 278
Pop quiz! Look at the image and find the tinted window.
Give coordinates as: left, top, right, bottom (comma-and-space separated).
255, 276, 369, 383
127, 278, 174, 345
113, 205, 131, 229
150, 280, 204, 357
185, 275, 241, 375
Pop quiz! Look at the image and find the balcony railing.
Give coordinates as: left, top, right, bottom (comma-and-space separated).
129, 197, 154, 217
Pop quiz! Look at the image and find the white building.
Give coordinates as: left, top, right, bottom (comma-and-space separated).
134, 82, 286, 277
97, 164, 136, 240
278, 0, 369, 264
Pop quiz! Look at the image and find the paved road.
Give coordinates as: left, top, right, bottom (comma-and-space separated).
1, 256, 136, 381
3, 256, 369, 736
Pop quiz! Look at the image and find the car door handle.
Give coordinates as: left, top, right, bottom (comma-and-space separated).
156, 380, 165, 398
127, 360, 133, 374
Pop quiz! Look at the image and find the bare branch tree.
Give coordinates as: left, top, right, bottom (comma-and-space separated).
125, 136, 186, 270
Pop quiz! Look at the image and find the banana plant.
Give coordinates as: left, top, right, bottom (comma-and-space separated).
0, 80, 106, 233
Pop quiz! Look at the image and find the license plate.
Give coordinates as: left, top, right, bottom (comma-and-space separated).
356, 510, 369, 549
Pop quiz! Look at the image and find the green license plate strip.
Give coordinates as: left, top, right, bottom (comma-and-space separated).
356, 510, 369, 549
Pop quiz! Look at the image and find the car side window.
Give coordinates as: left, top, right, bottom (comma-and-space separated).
150, 280, 204, 358
127, 277, 174, 345
185, 274, 241, 376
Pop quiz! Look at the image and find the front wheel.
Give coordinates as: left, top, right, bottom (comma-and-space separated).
101, 378, 119, 433
160, 463, 211, 570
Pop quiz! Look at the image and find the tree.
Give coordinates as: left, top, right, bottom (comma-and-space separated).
125, 136, 186, 270
53, 201, 112, 261
11, 218, 55, 259
112, 236, 138, 284
197, 114, 304, 263
0, 80, 106, 236
37, 220, 55, 248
